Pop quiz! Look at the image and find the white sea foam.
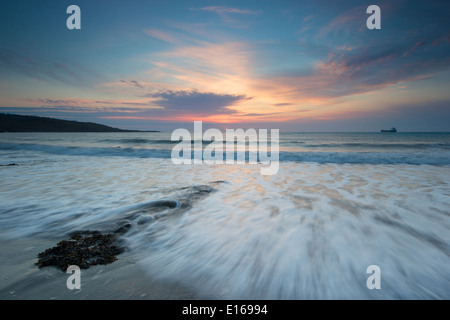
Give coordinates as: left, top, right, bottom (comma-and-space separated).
1, 132, 449, 299
127, 162, 449, 299
0, 147, 448, 299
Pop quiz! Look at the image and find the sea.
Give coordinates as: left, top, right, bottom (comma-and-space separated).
0, 131, 449, 299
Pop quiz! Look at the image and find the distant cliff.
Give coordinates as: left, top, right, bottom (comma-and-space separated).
0, 113, 156, 132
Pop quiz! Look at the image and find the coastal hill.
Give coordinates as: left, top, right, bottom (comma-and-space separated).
0, 113, 157, 132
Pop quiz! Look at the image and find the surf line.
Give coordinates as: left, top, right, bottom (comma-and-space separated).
171, 121, 279, 175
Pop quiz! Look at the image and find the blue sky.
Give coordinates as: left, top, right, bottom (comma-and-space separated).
0, 0, 449, 131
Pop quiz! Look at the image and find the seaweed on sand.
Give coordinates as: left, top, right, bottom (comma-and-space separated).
36, 230, 125, 271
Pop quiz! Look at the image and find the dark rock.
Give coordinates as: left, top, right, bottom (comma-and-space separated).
36, 231, 124, 271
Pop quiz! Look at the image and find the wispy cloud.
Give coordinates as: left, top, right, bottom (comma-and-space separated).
193, 6, 263, 27
145, 28, 183, 45
318, 6, 365, 38
120, 80, 146, 89
198, 6, 262, 16
0, 49, 99, 87
0, 106, 144, 119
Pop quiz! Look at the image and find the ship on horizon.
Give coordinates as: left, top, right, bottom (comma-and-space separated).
381, 127, 397, 132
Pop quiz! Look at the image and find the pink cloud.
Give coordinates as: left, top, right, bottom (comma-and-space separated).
198, 6, 262, 16
404, 39, 426, 56
318, 6, 365, 38
145, 28, 181, 45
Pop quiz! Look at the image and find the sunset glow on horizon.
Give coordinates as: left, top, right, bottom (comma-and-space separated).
1, 0, 449, 131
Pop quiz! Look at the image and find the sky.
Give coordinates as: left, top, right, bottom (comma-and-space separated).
0, 0, 449, 132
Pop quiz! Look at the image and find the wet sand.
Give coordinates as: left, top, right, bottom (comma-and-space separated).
0, 234, 198, 300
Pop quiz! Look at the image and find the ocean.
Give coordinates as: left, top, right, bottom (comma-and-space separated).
0, 131, 449, 299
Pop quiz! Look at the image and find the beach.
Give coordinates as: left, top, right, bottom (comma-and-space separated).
0, 234, 199, 300
0, 132, 449, 299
